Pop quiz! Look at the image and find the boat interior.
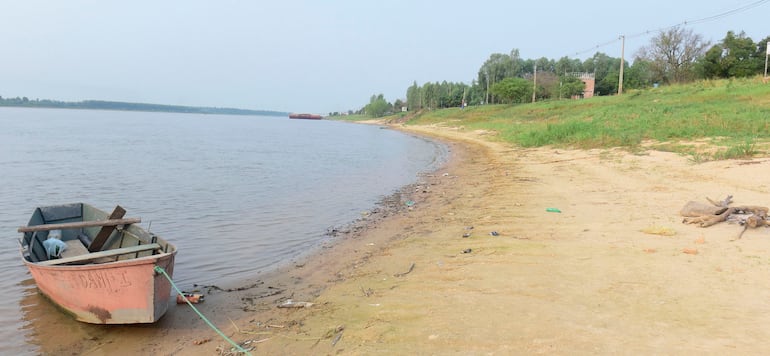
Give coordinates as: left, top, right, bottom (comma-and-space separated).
20, 203, 174, 265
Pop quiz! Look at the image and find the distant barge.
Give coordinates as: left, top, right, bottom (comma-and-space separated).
288, 113, 322, 120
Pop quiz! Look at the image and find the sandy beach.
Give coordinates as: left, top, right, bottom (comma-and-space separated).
41, 122, 770, 355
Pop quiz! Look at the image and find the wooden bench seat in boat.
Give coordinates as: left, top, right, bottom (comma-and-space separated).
38, 243, 162, 266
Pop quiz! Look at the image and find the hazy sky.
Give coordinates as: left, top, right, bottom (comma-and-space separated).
1, 1, 768, 114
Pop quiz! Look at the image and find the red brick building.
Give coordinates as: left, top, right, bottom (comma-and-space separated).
567, 72, 595, 98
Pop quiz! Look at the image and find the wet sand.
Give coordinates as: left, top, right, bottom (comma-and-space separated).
37, 123, 770, 355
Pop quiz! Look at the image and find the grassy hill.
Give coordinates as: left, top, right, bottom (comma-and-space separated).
395, 76, 770, 161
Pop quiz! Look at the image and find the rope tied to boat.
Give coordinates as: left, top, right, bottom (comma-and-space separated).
154, 266, 252, 355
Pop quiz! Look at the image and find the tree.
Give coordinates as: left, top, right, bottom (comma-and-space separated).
404, 81, 470, 110
555, 56, 584, 74
559, 76, 586, 98
466, 80, 486, 106
583, 52, 620, 95
422, 82, 438, 109
393, 99, 405, 111
490, 77, 531, 104
755, 36, 770, 64
534, 57, 556, 73
699, 45, 726, 79
406, 81, 421, 111
536, 71, 559, 100
637, 27, 710, 84
625, 58, 655, 88
365, 94, 390, 118
722, 31, 762, 77
477, 49, 526, 104
699, 31, 764, 79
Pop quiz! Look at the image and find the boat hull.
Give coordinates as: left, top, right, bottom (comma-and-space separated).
23, 251, 176, 324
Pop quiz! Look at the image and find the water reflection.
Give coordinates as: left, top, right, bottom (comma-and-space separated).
19, 277, 194, 355
18, 278, 82, 355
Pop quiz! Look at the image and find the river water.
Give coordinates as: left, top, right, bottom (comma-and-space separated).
0, 107, 447, 354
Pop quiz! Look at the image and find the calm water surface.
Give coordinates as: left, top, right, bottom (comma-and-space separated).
0, 107, 447, 353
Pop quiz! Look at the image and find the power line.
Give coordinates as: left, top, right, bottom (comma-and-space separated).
573, 0, 770, 56
574, 38, 621, 57
684, 0, 770, 25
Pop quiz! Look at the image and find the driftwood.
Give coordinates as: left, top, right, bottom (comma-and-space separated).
394, 262, 415, 277
680, 195, 770, 239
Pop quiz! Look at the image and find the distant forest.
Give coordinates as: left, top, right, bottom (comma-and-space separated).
0, 96, 287, 117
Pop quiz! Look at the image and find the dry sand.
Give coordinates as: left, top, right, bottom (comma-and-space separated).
43, 123, 770, 355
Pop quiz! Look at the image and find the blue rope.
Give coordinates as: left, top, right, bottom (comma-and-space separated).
154, 266, 252, 355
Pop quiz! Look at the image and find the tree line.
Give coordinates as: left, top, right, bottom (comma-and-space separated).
358, 28, 769, 117
0, 97, 288, 117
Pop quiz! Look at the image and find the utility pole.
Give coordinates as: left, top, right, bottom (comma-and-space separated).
485, 70, 490, 104
765, 42, 770, 80
618, 35, 625, 95
532, 64, 537, 103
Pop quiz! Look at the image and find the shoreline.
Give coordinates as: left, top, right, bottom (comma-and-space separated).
36, 122, 770, 355
32, 121, 463, 355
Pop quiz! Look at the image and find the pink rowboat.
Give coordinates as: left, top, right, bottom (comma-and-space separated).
18, 203, 177, 324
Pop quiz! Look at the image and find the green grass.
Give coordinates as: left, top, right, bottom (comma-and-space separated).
396, 76, 770, 160
330, 112, 409, 122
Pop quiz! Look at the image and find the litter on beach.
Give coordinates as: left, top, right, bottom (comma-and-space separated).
278, 299, 314, 308
177, 293, 205, 304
